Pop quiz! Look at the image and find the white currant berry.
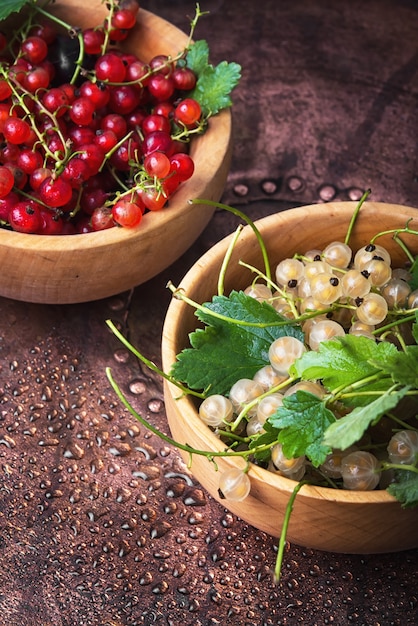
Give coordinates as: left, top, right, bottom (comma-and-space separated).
268, 336, 306, 375
253, 365, 289, 391
275, 257, 305, 289
341, 269, 371, 299
271, 443, 306, 478
199, 394, 234, 427
309, 272, 343, 305
320, 449, 354, 479
256, 392, 284, 422
244, 282, 273, 302
354, 243, 391, 271
408, 289, 418, 308
218, 468, 251, 501
355, 292, 388, 325
341, 451, 381, 490
362, 258, 392, 287
349, 320, 375, 339
307, 318, 345, 350
387, 430, 418, 465
322, 240, 352, 269
303, 259, 332, 281
229, 378, 264, 415
284, 380, 325, 398
381, 278, 411, 308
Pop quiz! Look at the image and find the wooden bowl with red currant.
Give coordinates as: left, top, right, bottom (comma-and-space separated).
161, 200, 418, 555
0, 0, 236, 303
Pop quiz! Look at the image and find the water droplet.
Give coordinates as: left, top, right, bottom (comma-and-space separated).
150, 521, 172, 538
318, 184, 337, 201
63, 442, 85, 459
183, 488, 206, 507
260, 179, 277, 194
233, 183, 249, 197
287, 175, 304, 192
347, 187, 365, 201
147, 398, 163, 413
113, 349, 130, 364
128, 379, 147, 395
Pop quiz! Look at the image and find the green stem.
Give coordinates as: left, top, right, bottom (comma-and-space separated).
274, 480, 309, 584
218, 225, 244, 296
382, 462, 418, 474
344, 189, 371, 245
189, 198, 272, 282
107, 366, 279, 462
167, 281, 299, 328
106, 319, 204, 399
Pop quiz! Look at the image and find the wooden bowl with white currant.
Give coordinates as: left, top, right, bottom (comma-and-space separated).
161, 201, 418, 554
0, 0, 234, 303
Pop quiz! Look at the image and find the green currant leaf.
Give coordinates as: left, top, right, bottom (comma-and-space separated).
268, 390, 336, 467
387, 470, 418, 508
0, 0, 30, 21
292, 334, 398, 406
250, 421, 280, 463
322, 386, 409, 451
185, 40, 210, 76
187, 53, 241, 116
170, 291, 303, 396
409, 255, 418, 291
376, 345, 418, 387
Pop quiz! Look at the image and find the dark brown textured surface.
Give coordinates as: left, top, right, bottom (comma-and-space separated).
1, 1, 418, 625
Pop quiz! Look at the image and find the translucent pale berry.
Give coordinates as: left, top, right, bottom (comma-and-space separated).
199, 394, 234, 427
387, 430, 418, 465
275, 257, 305, 288
341, 269, 371, 299
269, 336, 306, 375
271, 443, 306, 479
218, 468, 251, 502
309, 272, 343, 305
355, 293, 388, 325
341, 451, 380, 490
229, 378, 264, 416
322, 241, 352, 268
307, 319, 345, 350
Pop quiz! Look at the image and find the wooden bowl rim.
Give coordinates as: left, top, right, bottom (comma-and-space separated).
162, 201, 418, 506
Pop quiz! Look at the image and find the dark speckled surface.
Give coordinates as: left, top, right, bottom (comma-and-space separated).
0, 1, 417, 625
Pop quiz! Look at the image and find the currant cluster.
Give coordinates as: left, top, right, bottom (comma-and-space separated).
0, 0, 203, 234
198, 237, 418, 500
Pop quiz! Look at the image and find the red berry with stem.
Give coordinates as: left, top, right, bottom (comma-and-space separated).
39, 175, 73, 208
143, 151, 171, 178
95, 52, 127, 83
91, 205, 115, 231
147, 73, 175, 101
82, 27, 105, 55
169, 152, 195, 181
3, 117, 33, 145
172, 66, 197, 91
112, 8, 137, 30
69, 96, 96, 126
20, 36, 48, 64
174, 98, 202, 127
112, 198, 143, 227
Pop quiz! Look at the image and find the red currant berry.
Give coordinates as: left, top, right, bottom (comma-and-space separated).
174, 98, 202, 127
172, 66, 197, 91
112, 199, 143, 227
108, 84, 141, 115
143, 151, 171, 178
83, 27, 105, 55
39, 175, 73, 208
9, 200, 42, 233
147, 73, 175, 101
0, 165, 15, 198
142, 130, 173, 156
142, 113, 171, 135
95, 52, 127, 83
17, 148, 43, 174
20, 36, 48, 64
169, 152, 195, 181
79, 80, 110, 109
112, 8, 137, 30
3, 117, 32, 145
69, 96, 96, 126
